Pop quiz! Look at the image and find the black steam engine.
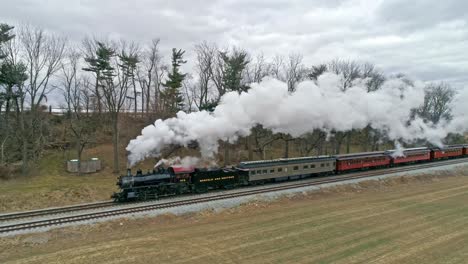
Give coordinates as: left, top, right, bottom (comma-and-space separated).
112, 166, 249, 202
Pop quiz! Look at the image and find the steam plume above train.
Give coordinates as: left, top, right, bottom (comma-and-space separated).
126, 73, 468, 166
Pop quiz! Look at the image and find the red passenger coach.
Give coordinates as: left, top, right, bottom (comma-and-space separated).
388, 147, 431, 165
335, 152, 391, 172
462, 145, 468, 156
430, 146, 463, 160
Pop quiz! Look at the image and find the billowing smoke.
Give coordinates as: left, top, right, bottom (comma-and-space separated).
154, 156, 217, 168
154, 156, 201, 168
126, 73, 468, 166
389, 142, 405, 158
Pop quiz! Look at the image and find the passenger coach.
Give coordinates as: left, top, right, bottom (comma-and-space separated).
238, 156, 336, 183
431, 145, 464, 160
335, 151, 391, 172
387, 147, 431, 165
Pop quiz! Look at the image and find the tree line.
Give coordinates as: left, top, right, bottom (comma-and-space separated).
0, 23, 460, 175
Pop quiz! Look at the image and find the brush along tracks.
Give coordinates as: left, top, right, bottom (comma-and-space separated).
1, 158, 467, 235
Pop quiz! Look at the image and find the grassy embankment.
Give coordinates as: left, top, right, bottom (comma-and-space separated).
0, 145, 118, 212
1, 170, 468, 263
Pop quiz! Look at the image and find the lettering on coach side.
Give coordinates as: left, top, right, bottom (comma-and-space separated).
199, 175, 235, 182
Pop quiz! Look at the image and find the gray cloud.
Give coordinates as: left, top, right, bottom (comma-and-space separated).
1, 0, 467, 87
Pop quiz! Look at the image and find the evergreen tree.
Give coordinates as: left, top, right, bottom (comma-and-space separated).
220, 49, 249, 94
0, 24, 15, 60
118, 49, 139, 114
82, 42, 116, 113
0, 24, 28, 166
0, 24, 24, 117
162, 48, 187, 113
198, 100, 218, 112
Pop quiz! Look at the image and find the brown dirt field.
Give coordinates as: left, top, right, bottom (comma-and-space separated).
2, 172, 468, 263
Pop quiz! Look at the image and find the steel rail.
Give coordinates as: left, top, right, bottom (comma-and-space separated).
1, 158, 467, 234
0, 201, 115, 222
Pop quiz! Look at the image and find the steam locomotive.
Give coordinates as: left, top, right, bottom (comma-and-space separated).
112, 144, 468, 202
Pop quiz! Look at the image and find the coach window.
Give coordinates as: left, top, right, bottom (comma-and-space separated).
303, 165, 309, 169
321, 163, 324, 167
311, 164, 315, 168
251, 171, 256, 175
293, 166, 299, 171
263, 169, 268, 174
257, 170, 261, 174
270, 169, 275, 173
278, 168, 283, 172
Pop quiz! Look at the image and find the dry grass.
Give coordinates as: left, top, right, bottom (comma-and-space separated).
0, 146, 118, 213
2, 172, 468, 263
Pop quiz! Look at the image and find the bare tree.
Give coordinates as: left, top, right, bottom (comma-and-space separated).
81, 76, 92, 115
61, 51, 96, 174
60, 48, 80, 116
417, 82, 455, 124
244, 53, 271, 84
20, 25, 66, 111
152, 64, 167, 113
328, 59, 361, 91
283, 53, 305, 92
17, 25, 66, 172
270, 54, 284, 80
361, 63, 385, 92
137, 38, 162, 114
295, 130, 327, 156
210, 46, 225, 99
182, 74, 196, 112
251, 125, 282, 160
194, 41, 216, 109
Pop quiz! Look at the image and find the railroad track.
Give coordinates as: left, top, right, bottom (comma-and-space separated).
1, 158, 467, 234
0, 201, 115, 222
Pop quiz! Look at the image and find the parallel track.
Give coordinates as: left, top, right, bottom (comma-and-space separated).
0, 201, 115, 222
1, 158, 467, 234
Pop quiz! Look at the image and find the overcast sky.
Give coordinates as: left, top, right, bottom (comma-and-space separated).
1, 0, 467, 88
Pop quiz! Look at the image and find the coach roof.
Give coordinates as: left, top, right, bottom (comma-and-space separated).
334, 151, 388, 160
238, 156, 335, 168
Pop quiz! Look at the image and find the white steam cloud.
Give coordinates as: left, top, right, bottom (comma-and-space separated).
154, 156, 200, 168
126, 73, 468, 166
154, 156, 217, 168
389, 142, 405, 158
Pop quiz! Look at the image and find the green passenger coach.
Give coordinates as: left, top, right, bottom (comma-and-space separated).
238, 156, 336, 183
